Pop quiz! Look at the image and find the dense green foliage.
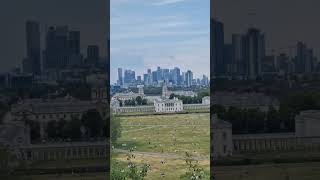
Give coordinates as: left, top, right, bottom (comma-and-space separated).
213, 92, 320, 134
180, 152, 208, 180
45, 109, 107, 140
111, 115, 122, 143
121, 97, 148, 106
111, 149, 150, 180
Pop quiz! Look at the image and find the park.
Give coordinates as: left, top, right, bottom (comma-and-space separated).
111, 113, 210, 179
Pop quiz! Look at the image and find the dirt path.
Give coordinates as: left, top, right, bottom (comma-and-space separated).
113, 148, 209, 161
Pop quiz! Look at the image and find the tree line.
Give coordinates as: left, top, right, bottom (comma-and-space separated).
213, 92, 320, 134
26, 109, 108, 142
169, 90, 209, 104
119, 96, 148, 107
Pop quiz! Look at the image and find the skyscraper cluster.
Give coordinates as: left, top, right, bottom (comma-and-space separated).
22, 20, 102, 75
23, 21, 41, 75
117, 67, 209, 87
211, 19, 318, 80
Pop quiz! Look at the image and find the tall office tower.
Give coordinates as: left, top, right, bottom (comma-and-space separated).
223, 44, 233, 75
305, 49, 314, 73
211, 19, 225, 76
295, 42, 306, 73
143, 74, 149, 85
152, 71, 158, 83
163, 69, 170, 83
156, 66, 163, 82
181, 72, 186, 85
242, 28, 265, 79
147, 69, 152, 85
171, 67, 181, 85
276, 53, 290, 74
124, 69, 136, 84
87, 45, 100, 65
295, 42, 314, 74
69, 31, 80, 55
69, 31, 82, 66
137, 76, 142, 83
44, 26, 70, 69
117, 68, 123, 86
232, 34, 243, 75
262, 55, 276, 73
201, 75, 209, 86
25, 20, 41, 75
185, 70, 193, 87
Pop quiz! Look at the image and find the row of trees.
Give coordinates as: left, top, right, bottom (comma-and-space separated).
119, 96, 148, 107
213, 105, 294, 134
26, 109, 108, 141
213, 92, 320, 134
46, 109, 107, 140
169, 90, 209, 104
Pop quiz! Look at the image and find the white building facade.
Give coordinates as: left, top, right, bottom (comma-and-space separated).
154, 97, 183, 113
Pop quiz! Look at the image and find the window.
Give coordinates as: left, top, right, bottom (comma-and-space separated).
223, 132, 227, 140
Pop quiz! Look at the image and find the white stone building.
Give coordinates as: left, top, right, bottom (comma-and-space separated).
154, 97, 183, 113
113, 91, 144, 102
295, 110, 320, 137
10, 95, 107, 139
212, 92, 279, 111
211, 115, 233, 158
202, 96, 210, 105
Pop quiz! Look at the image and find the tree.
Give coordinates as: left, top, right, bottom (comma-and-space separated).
25, 120, 40, 141
46, 120, 58, 138
142, 99, 148, 105
111, 148, 150, 180
111, 115, 122, 143
0, 146, 21, 179
136, 96, 143, 105
65, 117, 82, 140
82, 109, 104, 137
266, 106, 280, 132
180, 152, 207, 180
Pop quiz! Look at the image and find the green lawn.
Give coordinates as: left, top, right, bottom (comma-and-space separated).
214, 162, 320, 180
13, 173, 108, 180
112, 113, 210, 179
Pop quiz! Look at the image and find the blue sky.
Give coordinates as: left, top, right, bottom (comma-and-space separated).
110, 0, 210, 83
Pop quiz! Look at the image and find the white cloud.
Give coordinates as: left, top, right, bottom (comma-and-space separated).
152, 0, 187, 6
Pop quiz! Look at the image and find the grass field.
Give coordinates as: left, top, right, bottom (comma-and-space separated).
112, 113, 210, 180
214, 162, 320, 180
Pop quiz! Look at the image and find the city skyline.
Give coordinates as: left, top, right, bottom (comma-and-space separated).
115, 65, 209, 87
110, 0, 210, 83
0, 0, 108, 73
215, 0, 320, 58
211, 0, 320, 79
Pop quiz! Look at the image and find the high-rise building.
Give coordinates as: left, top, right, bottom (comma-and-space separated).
117, 68, 123, 86
223, 44, 233, 75
152, 71, 158, 83
137, 75, 142, 83
242, 28, 265, 79
185, 70, 193, 87
295, 42, 315, 74
171, 67, 181, 85
143, 74, 149, 85
124, 69, 135, 84
147, 69, 152, 85
87, 45, 100, 65
69, 31, 80, 55
276, 53, 290, 74
211, 19, 225, 76
232, 34, 244, 75
44, 25, 82, 69
25, 20, 41, 75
